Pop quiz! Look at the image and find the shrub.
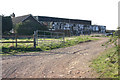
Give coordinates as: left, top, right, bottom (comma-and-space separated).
2, 16, 13, 34
14, 20, 48, 35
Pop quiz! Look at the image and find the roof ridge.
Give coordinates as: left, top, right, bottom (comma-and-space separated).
12, 14, 32, 24
36, 16, 91, 21
14, 14, 31, 18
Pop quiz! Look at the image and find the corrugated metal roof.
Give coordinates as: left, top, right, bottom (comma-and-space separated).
35, 16, 92, 25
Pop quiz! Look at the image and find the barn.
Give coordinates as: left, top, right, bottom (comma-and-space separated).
34, 16, 106, 36
11, 13, 106, 36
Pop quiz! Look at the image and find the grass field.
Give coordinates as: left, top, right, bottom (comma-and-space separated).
2, 36, 99, 55
91, 47, 118, 78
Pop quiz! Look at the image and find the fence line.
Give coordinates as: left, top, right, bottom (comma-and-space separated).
2, 31, 65, 48
2, 41, 33, 43
2, 34, 35, 48
33, 30, 65, 48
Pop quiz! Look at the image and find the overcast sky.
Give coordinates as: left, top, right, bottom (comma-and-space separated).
0, 0, 119, 30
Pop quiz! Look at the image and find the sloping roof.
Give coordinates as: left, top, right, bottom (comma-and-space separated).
12, 14, 33, 24
34, 16, 92, 25
12, 14, 92, 25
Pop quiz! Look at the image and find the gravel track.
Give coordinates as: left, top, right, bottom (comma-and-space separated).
2, 37, 111, 78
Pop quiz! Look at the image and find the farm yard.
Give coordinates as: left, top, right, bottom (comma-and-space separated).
1, 32, 119, 79
2, 36, 116, 78
1, 14, 119, 79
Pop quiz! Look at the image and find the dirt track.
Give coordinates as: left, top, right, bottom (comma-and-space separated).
2, 37, 111, 78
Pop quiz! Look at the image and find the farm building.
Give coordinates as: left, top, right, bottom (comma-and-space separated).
11, 14, 48, 35
12, 14, 41, 25
11, 14, 106, 36
34, 16, 106, 36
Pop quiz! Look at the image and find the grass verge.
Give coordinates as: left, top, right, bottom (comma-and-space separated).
91, 47, 118, 78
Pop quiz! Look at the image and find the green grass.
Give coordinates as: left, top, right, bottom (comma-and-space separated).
2, 36, 99, 55
91, 47, 118, 78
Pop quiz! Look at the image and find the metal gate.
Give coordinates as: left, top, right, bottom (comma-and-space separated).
33, 30, 65, 48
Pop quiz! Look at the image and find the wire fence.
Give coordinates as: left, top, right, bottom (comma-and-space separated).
33, 30, 65, 48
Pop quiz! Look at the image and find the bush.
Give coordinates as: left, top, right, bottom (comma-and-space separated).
2, 16, 13, 34
14, 20, 48, 35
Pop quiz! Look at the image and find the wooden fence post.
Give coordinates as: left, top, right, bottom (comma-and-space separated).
51, 32, 52, 46
33, 31, 36, 48
62, 33, 65, 47
15, 33, 17, 48
63, 33, 65, 42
